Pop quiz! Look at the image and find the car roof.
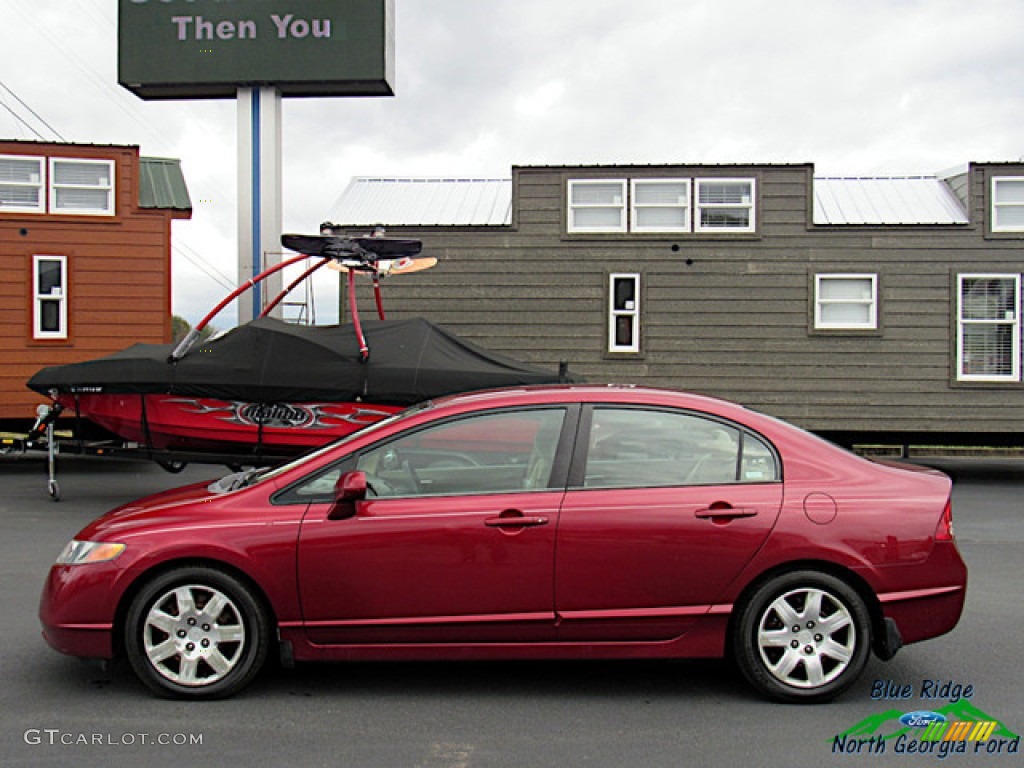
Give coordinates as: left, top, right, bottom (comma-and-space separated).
429, 384, 752, 417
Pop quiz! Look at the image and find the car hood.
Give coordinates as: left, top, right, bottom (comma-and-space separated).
75, 479, 225, 540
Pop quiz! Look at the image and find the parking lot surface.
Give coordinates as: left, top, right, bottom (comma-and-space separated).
1, 454, 1021, 767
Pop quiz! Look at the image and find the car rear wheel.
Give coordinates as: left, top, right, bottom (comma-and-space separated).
124, 567, 270, 699
733, 571, 871, 703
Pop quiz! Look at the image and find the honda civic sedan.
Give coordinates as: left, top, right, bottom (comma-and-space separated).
40, 386, 967, 701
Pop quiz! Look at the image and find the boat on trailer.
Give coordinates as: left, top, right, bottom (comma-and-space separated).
26, 234, 571, 467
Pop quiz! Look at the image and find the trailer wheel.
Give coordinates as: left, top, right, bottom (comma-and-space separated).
156, 460, 188, 474
47, 479, 61, 502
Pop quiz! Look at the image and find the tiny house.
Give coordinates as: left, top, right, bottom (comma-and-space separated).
326, 162, 1024, 447
0, 141, 190, 424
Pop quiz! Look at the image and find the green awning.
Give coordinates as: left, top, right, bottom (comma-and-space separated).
139, 157, 191, 211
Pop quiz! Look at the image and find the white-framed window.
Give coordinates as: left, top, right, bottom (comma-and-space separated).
957, 274, 1020, 381
814, 274, 878, 330
568, 176, 757, 234
608, 273, 640, 353
0, 154, 45, 213
631, 179, 690, 232
33, 254, 68, 340
49, 158, 114, 215
695, 178, 756, 233
568, 179, 626, 233
992, 176, 1024, 233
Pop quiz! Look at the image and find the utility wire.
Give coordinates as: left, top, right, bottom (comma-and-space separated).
0, 98, 48, 140
10, 2, 174, 146
178, 237, 237, 287
174, 244, 237, 292
0, 80, 66, 141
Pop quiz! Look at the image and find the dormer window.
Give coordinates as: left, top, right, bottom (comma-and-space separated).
0, 155, 44, 213
0, 155, 114, 216
50, 158, 114, 215
992, 177, 1024, 233
695, 179, 756, 233
568, 180, 626, 233
568, 176, 756, 234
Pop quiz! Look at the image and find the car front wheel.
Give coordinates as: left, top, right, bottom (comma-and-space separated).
733, 571, 871, 703
124, 566, 270, 699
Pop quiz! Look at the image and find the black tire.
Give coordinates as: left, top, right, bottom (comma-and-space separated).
124, 566, 271, 699
732, 570, 871, 703
156, 460, 188, 474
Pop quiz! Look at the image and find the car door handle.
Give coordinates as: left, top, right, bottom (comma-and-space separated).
695, 505, 758, 520
485, 514, 549, 528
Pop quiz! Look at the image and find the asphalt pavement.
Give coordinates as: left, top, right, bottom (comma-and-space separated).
1, 453, 1021, 767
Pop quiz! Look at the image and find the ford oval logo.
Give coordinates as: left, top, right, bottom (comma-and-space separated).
900, 711, 947, 728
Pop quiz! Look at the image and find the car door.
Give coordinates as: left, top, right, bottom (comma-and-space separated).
294, 406, 573, 645
554, 405, 783, 642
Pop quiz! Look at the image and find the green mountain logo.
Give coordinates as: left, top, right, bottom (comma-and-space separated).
836, 701, 1019, 742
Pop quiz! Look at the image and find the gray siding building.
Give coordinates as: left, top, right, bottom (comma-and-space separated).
326, 162, 1024, 447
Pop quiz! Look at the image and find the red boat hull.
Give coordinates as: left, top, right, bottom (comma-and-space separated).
58, 393, 401, 454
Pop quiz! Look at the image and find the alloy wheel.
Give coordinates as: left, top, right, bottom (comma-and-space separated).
755, 586, 856, 688
142, 583, 246, 687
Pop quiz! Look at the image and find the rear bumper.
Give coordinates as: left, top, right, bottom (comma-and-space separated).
875, 542, 968, 646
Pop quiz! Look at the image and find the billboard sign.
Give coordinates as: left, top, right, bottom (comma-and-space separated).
119, 0, 394, 99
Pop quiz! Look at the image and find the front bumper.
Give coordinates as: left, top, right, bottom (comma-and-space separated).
39, 563, 119, 660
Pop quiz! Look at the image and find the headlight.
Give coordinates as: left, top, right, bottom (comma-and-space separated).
56, 540, 126, 566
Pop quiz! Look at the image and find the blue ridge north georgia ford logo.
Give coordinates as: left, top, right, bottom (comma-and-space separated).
833, 686, 1020, 760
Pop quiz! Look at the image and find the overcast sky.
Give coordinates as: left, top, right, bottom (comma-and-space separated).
2, 0, 1022, 325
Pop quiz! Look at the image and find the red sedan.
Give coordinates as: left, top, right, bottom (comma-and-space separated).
40, 386, 966, 701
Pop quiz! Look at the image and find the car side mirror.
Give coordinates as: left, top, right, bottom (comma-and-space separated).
328, 470, 368, 520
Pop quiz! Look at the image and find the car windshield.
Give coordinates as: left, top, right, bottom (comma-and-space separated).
206, 401, 433, 494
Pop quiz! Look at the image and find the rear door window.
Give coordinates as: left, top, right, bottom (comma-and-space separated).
581, 407, 778, 488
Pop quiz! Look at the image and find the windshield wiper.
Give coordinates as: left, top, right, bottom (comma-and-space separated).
208, 467, 266, 494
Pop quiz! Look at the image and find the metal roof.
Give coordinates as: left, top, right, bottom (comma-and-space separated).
327, 173, 971, 228
139, 157, 192, 211
328, 177, 512, 227
812, 176, 967, 225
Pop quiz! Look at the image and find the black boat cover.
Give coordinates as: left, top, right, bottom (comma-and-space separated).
27, 317, 572, 405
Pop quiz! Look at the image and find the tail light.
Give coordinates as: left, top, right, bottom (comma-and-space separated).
935, 499, 955, 542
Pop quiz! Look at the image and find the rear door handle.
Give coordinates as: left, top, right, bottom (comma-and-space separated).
695, 505, 758, 520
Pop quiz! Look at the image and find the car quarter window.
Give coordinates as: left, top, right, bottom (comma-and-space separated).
354, 408, 569, 498
582, 408, 778, 488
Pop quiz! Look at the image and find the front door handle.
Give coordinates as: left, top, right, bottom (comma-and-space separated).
485, 511, 549, 528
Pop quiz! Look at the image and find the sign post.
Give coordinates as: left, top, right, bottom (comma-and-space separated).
236, 86, 283, 322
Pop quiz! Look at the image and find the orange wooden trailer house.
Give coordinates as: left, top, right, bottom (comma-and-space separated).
0, 140, 191, 426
